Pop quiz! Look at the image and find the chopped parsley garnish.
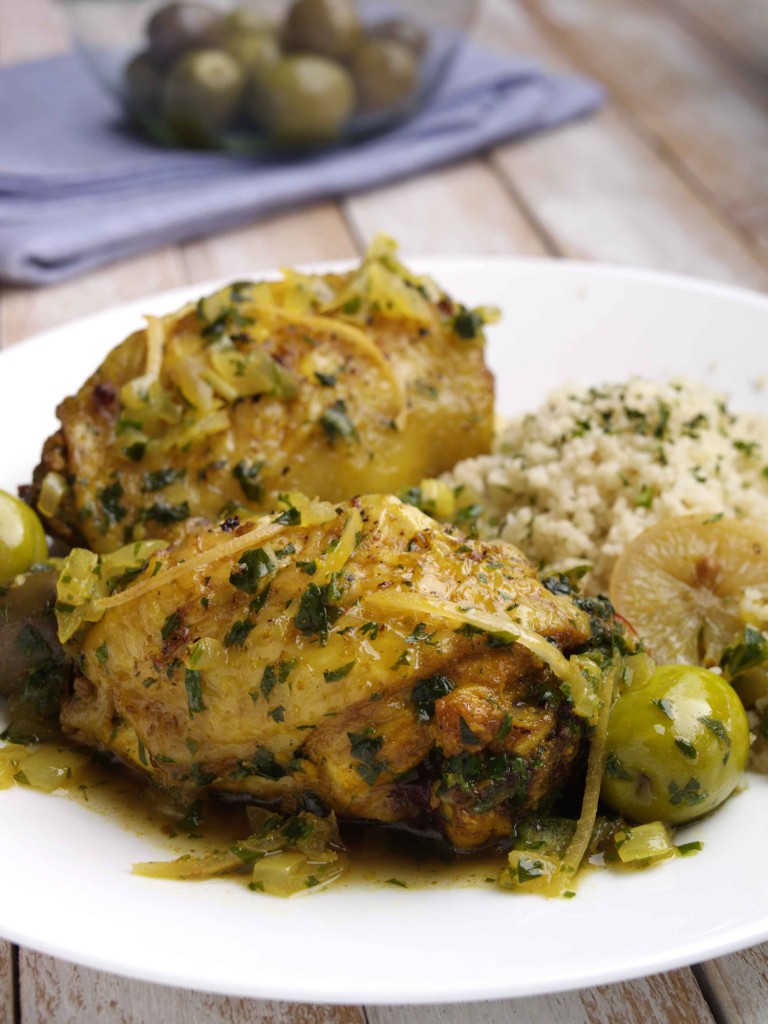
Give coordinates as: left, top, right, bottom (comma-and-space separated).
141, 501, 191, 524
411, 673, 454, 723
459, 716, 483, 747
674, 738, 698, 759
699, 715, 730, 747
230, 548, 276, 594
184, 669, 205, 717
651, 697, 675, 721
94, 642, 109, 665
223, 618, 255, 648
294, 574, 344, 644
668, 777, 708, 806
161, 610, 182, 642
142, 468, 186, 492
233, 459, 264, 503
451, 305, 484, 340
98, 480, 126, 525
406, 622, 437, 644
258, 659, 295, 701
315, 371, 337, 387
604, 751, 632, 780
273, 506, 301, 526
516, 857, 546, 884
319, 400, 358, 443
347, 730, 386, 785
324, 661, 356, 683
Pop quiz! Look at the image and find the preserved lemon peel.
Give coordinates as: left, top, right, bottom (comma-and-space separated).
133, 810, 348, 897
143, 315, 166, 380
37, 470, 67, 518
56, 502, 339, 631
241, 301, 406, 425
362, 590, 593, 717
610, 515, 768, 665
315, 507, 363, 584
499, 660, 618, 896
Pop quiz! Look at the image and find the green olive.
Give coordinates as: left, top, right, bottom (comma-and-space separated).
218, 6, 275, 37
250, 55, 355, 145
348, 38, 418, 112
220, 30, 280, 85
162, 49, 245, 145
0, 490, 48, 584
124, 51, 164, 113
601, 665, 749, 825
283, 0, 360, 59
147, 2, 223, 66
370, 17, 428, 57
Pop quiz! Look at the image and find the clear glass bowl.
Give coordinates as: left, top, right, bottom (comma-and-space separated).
58, 0, 477, 152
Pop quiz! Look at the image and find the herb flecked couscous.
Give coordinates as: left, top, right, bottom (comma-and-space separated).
443, 377, 768, 596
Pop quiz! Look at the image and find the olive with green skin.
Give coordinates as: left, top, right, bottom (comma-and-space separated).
250, 55, 355, 145
349, 38, 418, 112
601, 665, 749, 825
283, 0, 359, 59
162, 49, 245, 145
217, 6, 273, 37
0, 490, 48, 584
220, 30, 280, 85
147, 2, 223, 66
124, 51, 164, 113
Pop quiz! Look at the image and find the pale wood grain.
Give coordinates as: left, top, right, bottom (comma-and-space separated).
518, 0, 768, 248
369, 969, 713, 1024
653, 0, 768, 80
480, 0, 768, 288
18, 952, 364, 1024
346, 159, 550, 257
695, 943, 768, 1024
0, 0, 69, 63
1, 248, 187, 348
182, 202, 359, 283
0, 942, 15, 1024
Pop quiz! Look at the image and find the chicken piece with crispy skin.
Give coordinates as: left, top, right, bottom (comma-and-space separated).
28, 238, 494, 554
59, 494, 594, 851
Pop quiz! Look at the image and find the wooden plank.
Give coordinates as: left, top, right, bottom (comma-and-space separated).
653, 0, 768, 81
1, 249, 187, 348
0, 0, 68, 63
18, 951, 364, 1024
0, 942, 15, 1024
695, 943, 768, 1024
182, 202, 359, 283
479, 0, 768, 288
517, 0, 768, 250
346, 159, 550, 257
368, 969, 714, 1024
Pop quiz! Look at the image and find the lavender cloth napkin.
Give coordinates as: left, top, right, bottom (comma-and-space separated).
0, 46, 603, 285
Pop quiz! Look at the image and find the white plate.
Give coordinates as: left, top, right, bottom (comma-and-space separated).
1, 259, 768, 1005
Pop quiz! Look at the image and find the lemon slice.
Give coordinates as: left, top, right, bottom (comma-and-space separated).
609, 515, 768, 665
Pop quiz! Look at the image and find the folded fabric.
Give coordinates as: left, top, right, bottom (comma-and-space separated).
0, 46, 604, 285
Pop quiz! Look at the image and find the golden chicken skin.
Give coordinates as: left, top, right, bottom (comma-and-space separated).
28, 238, 494, 554
57, 494, 594, 851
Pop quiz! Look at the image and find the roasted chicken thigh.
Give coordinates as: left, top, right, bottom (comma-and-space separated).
29, 238, 494, 554
59, 494, 593, 850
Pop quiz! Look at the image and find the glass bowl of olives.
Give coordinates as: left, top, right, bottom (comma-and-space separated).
59, 0, 477, 151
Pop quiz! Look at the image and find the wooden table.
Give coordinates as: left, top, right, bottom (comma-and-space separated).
2, 0, 768, 1019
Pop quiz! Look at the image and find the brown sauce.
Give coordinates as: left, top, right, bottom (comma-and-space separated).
52, 750, 507, 891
